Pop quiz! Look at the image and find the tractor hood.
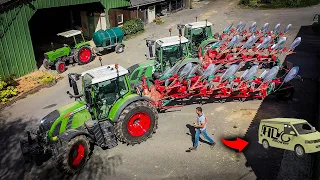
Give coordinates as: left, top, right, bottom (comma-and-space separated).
39, 101, 86, 133
300, 131, 320, 141
44, 46, 70, 61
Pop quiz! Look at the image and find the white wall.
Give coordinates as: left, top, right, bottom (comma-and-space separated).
147, 5, 156, 23
94, 12, 107, 31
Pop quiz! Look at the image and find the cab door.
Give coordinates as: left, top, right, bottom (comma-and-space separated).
284, 123, 298, 151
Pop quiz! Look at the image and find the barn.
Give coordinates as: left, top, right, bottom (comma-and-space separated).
0, 0, 189, 78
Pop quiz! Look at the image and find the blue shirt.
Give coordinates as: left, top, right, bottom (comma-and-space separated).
197, 113, 206, 131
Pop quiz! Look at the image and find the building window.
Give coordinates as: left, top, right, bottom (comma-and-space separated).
117, 14, 123, 25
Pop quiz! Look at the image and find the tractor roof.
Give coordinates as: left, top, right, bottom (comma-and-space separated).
57, 30, 82, 38
261, 118, 307, 125
81, 64, 128, 84
156, 36, 189, 47
185, 21, 213, 29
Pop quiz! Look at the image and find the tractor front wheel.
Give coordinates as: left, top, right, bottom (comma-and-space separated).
52, 135, 91, 174
76, 46, 93, 65
56, 61, 67, 73
115, 101, 158, 145
43, 58, 51, 70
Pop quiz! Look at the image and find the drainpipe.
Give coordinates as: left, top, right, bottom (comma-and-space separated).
137, 6, 139, 18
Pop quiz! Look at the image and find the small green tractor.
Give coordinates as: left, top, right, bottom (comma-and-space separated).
43, 30, 94, 73
128, 35, 202, 85
20, 63, 158, 174
177, 19, 218, 57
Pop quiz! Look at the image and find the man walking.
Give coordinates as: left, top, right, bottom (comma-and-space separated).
189, 107, 216, 151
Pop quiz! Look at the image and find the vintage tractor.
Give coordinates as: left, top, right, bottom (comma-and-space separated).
43, 30, 94, 73
178, 18, 218, 57
20, 63, 158, 174
43, 27, 125, 74
128, 35, 203, 85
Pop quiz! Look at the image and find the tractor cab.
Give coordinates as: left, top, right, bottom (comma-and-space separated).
183, 21, 213, 54
154, 36, 189, 72
56, 30, 88, 48
68, 64, 131, 120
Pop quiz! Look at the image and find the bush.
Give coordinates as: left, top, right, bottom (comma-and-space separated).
121, 18, 144, 36
0, 75, 18, 103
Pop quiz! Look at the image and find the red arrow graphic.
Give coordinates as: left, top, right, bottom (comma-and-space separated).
220, 137, 249, 152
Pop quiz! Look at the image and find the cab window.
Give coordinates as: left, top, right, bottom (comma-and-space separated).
293, 123, 316, 135
284, 124, 294, 134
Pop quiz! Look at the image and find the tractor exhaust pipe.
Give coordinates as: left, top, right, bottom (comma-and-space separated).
146, 40, 155, 58
177, 24, 184, 36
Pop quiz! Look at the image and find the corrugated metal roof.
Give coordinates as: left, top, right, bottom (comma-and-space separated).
130, 0, 165, 7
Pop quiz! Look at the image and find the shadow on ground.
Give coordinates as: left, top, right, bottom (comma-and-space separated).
0, 112, 124, 180
242, 25, 320, 180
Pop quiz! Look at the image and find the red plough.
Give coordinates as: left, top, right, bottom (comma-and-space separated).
199, 22, 301, 71
141, 62, 300, 111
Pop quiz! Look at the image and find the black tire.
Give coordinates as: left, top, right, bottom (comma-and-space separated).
76, 46, 93, 65
115, 44, 124, 53
55, 61, 67, 73
52, 135, 91, 175
114, 100, 158, 145
276, 85, 294, 101
294, 145, 305, 157
43, 58, 51, 70
262, 139, 269, 149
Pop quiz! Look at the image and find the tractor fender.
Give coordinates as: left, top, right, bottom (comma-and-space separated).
112, 96, 154, 122
199, 39, 219, 56
57, 129, 92, 142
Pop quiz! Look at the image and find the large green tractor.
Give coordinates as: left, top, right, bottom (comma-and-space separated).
178, 19, 219, 58
43, 30, 94, 73
128, 35, 202, 85
20, 64, 158, 174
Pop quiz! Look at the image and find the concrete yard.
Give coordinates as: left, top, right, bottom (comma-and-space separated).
0, 0, 320, 179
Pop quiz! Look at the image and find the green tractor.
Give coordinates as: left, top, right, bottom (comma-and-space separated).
128, 35, 203, 85
178, 19, 219, 58
20, 63, 158, 174
43, 30, 94, 73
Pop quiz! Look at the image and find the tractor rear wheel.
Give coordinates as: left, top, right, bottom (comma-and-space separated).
115, 100, 158, 145
55, 61, 67, 73
115, 44, 124, 53
52, 135, 91, 174
43, 58, 51, 70
76, 46, 93, 65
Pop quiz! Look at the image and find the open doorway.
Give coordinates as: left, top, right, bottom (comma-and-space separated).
29, 2, 104, 68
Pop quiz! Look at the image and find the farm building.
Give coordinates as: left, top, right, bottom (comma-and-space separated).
0, 0, 189, 78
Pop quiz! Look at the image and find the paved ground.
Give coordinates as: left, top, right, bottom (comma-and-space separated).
1, 0, 320, 180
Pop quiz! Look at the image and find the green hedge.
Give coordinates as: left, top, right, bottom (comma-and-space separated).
121, 18, 144, 36
240, 0, 320, 7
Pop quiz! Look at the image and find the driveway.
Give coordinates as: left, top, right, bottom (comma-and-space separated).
1, 0, 319, 179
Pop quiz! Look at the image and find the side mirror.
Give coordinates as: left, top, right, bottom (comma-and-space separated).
312, 127, 316, 131
51, 42, 54, 51
289, 131, 296, 135
85, 88, 92, 105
